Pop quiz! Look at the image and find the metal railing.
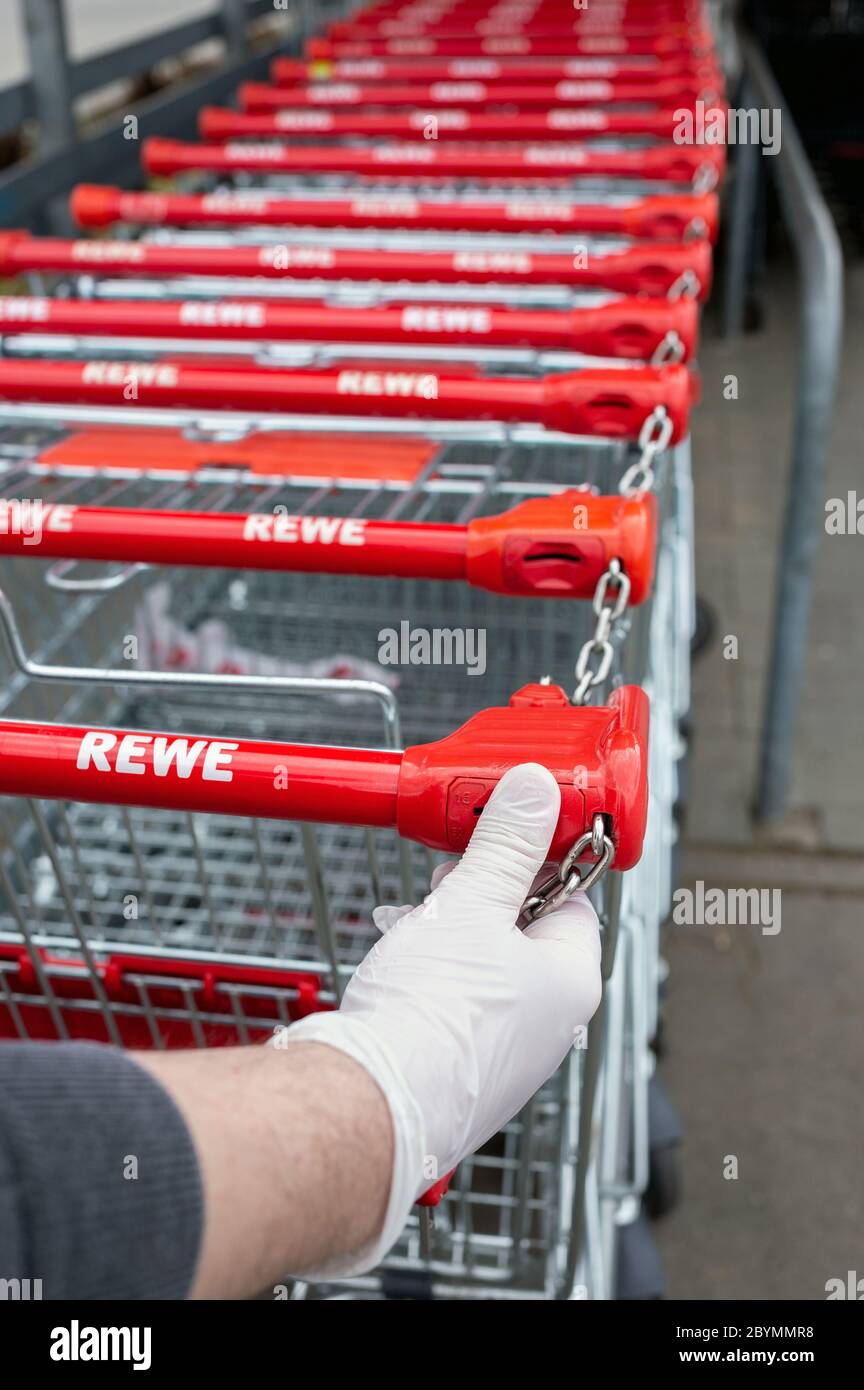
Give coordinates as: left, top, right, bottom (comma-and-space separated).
0, 0, 319, 233
723, 33, 844, 824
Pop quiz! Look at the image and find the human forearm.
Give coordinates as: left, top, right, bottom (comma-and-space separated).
136, 1040, 393, 1299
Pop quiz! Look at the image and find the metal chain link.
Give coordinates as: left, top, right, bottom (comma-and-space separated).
668, 268, 701, 301
518, 814, 616, 926
650, 330, 685, 366
693, 162, 719, 195
618, 405, 674, 498
524, 401, 669, 913
572, 556, 632, 705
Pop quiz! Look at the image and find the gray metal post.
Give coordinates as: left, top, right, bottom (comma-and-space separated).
220, 0, 249, 63
722, 76, 761, 337
743, 37, 844, 821
20, 0, 75, 154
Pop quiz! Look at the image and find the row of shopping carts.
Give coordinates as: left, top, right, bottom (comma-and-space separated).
0, 0, 723, 1299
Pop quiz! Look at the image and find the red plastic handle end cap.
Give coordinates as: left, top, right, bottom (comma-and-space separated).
70, 185, 120, 228
397, 683, 650, 869
141, 137, 179, 175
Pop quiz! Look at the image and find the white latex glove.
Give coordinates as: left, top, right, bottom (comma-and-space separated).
281, 762, 602, 1280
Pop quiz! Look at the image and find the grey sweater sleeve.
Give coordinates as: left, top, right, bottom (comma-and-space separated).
0, 1041, 204, 1300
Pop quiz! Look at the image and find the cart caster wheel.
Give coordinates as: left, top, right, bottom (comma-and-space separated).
744, 293, 765, 334
673, 752, 690, 827
614, 1213, 666, 1299
650, 1015, 668, 1060
690, 595, 716, 658
645, 1142, 682, 1220
645, 1075, 683, 1219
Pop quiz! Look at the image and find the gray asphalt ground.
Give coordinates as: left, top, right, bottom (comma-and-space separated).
654, 259, 864, 1300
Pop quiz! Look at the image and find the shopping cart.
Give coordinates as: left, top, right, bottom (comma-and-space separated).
0, 408, 664, 1299
0, 0, 716, 1300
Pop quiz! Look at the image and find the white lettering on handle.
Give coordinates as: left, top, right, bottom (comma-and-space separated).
76, 731, 239, 781
81, 362, 179, 388
275, 111, 334, 131
242, 514, 366, 545
0, 297, 50, 322
336, 370, 439, 400
71, 242, 145, 263
401, 306, 490, 334
179, 302, 265, 328
0, 500, 75, 533
453, 252, 531, 273
225, 143, 285, 160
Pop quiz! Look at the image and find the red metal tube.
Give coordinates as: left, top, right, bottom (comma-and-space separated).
0, 358, 692, 441
140, 137, 725, 188
329, 0, 700, 22
0, 721, 403, 828
0, 491, 658, 603
0, 231, 713, 300
332, 0, 701, 21
0, 682, 650, 865
271, 56, 721, 90
328, 1, 701, 16
0, 504, 469, 581
329, 21, 695, 41
201, 105, 702, 142
305, 37, 710, 60
69, 185, 720, 244
330, 0, 701, 14
239, 77, 713, 111
0, 295, 699, 361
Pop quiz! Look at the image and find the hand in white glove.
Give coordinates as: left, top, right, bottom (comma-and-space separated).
282, 761, 602, 1279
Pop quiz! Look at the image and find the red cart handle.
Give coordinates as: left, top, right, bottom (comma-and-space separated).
329, 1, 702, 22
327, 1, 703, 18
70, 184, 720, 243
0, 683, 649, 867
239, 78, 717, 111
272, 56, 722, 89
306, 36, 713, 60
0, 357, 692, 441
328, 20, 698, 42
140, 136, 725, 188
0, 491, 658, 604
0, 230, 713, 301
328, 0, 702, 22
272, 55, 722, 93
203, 104, 708, 143
0, 294, 699, 361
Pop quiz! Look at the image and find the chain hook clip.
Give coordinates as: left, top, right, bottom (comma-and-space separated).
518, 814, 616, 926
